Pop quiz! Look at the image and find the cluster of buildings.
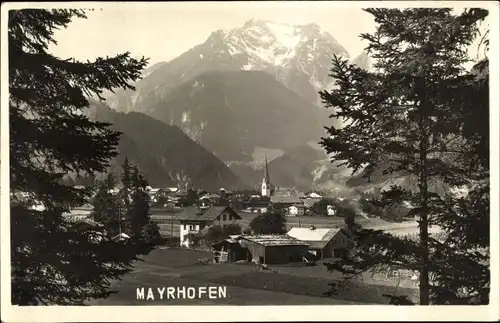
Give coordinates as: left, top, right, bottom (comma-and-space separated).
145, 157, 339, 217
247, 157, 337, 217
69, 156, 339, 218
211, 226, 350, 265
175, 202, 350, 265
145, 187, 187, 208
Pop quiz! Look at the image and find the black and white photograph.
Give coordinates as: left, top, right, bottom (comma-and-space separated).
1, 1, 499, 321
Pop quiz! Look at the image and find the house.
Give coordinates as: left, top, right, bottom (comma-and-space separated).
270, 195, 303, 210
237, 234, 309, 265
308, 192, 322, 198
219, 188, 233, 199
112, 232, 130, 242
107, 187, 120, 196
179, 206, 242, 247
287, 204, 306, 216
175, 189, 188, 199
244, 198, 270, 213
327, 204, 336, 216
212, 238, 247, 263
301, 198, 316, 208
199, 193, 220, 207
287, 226, 349, 259
300, 198, 320, 215
148, 188, 167, 205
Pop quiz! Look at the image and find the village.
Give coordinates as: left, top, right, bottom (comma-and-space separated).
64, 160, 426, 305
68, 159, 360, 259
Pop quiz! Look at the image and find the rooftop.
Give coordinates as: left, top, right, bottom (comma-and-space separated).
240, 234, 309, 247
270, 195, 302, 204
287, 227, 342, 243
182, 206, 242, 222
301, 198, 319, 208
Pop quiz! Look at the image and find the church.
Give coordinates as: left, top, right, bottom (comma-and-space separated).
261, 156, 273, 197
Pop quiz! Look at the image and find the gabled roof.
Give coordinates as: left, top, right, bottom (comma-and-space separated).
288, 228, 345, 249
240, 234, 309, 247
112, 233, 130, 241
287, 227, 343, 248
199, 194, 220, 200
212, 237, 240, 246
270, 195, 302, 204
183, 206, 242, 222
249, 199, 270, 207
301, 198, 318, 208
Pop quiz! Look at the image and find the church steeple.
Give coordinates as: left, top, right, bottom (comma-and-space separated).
264, 156, 270, 184
261, 156, 271, 197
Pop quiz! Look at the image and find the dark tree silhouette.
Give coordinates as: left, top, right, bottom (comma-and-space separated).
320, 8, 489, 305
9, 9, 148, 305
249, 209, 287, 234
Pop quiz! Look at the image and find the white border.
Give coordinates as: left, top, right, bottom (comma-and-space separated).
1, 1, 499, 322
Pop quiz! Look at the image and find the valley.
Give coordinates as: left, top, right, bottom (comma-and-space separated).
91, 19, 375, 192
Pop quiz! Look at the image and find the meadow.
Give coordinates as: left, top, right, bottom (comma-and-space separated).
87, 248, 418, 305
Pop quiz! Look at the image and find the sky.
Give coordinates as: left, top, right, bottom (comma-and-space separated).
48, 2, 378, 66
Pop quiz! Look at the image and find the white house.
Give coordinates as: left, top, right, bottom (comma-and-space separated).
287, 204, 306, 216
179, 206, 242, 248
327, 204, 336, 216
107, 188, 120, 196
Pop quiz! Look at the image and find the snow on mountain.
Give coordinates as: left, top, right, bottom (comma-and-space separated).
106, 19, 351, 114
211, 19, 350, 104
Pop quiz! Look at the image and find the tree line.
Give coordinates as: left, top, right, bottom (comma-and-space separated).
320, 8, 490, 305
9, 9, 151, 305
91, 157, 162, 252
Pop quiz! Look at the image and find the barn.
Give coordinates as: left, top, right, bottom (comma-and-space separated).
238, 235, 309, 265
287, 226, 349, 259
212, 237, 247, 263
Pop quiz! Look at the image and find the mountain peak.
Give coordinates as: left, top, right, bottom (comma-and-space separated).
108, 18, 353, 115
210, 19, 349, 70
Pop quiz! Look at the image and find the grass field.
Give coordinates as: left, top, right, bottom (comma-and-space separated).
88, 248, 418, 306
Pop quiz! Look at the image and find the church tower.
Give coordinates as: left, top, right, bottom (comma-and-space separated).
261, 156, 271, 197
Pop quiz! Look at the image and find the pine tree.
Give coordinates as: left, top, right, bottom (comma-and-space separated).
120, 157, 132, 214
185, 188, 198, 206
91, 173, 121, 237
9, 9, 148, 305
319, 8, 489, 305
128, 166, 150, 238
249, 209, 287, 234
127, 165, 161, 253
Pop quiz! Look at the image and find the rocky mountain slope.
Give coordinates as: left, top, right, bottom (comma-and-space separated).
144, 70, 333, 162
86, 101, 246, 191
105, 19, 350, 113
